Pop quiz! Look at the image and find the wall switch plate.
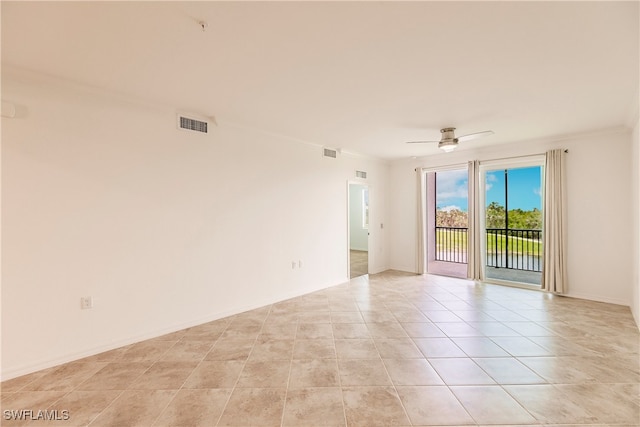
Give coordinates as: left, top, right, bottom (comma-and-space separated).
80, 296, 93, 309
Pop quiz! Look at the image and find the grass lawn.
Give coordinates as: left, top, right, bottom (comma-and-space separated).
436, 229, 543, 255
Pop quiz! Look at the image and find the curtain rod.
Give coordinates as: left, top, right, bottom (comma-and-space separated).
413, 149, 568, 172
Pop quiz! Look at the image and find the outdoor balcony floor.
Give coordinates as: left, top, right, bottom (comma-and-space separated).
429, 260, 542, 286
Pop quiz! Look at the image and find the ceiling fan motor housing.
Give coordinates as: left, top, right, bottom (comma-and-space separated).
438, 127, 458, 151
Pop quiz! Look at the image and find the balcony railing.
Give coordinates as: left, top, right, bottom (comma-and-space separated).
435, 227, 468, 264
435, 226, 543, 272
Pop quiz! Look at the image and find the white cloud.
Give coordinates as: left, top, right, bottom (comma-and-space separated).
439, 205, 462, 212
533, 187, 541, 196
436, 169, 468, 201
485, 172, 499, 191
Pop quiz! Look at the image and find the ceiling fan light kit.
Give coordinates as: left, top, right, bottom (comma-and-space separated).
407, 127, 494, 153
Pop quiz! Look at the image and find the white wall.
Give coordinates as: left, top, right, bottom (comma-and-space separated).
1, 70, 389, 379
390, 129, 633, 307
349, 184, 368, 251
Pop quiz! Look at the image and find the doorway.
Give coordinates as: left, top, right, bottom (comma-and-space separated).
480, 160, 544, 286
425, 167, 469, 279
349, 183, 369, 278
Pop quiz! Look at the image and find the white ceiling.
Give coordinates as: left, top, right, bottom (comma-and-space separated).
2, 1, 638, 160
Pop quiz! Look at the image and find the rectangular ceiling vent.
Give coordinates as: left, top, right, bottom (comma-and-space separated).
177, 113, 212, 134
323, 148, 338, 159
356, 170, 367, 179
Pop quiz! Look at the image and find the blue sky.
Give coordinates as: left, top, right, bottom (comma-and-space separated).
436, 166, 542, 211
486, 166, 542, 211
435, 169, 469, 212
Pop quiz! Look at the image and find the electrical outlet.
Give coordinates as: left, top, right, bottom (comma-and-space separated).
80, 296, 93, 309
291, 261, 296, 269
298, 260, 302, 268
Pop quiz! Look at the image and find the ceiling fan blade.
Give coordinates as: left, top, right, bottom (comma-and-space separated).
456, 130, 494, 142
405, 140, 439, 144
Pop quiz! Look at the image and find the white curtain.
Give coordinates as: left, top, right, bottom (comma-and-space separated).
542, 149, 568, 293
416, 168, 426, 274
467, 160, 482, 281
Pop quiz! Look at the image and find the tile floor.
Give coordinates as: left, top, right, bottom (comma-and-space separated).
1, 270, 639, 426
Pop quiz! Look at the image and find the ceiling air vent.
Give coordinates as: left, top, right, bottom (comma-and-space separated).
356, 170, 367, 179
177, 112, 214, 134
323, 148, 338, 158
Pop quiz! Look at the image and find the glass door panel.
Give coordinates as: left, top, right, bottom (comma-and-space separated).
484, 165, 543, 286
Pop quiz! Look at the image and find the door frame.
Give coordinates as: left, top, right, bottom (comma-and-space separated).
478, 155, 545, 288
347, 181, 370, 279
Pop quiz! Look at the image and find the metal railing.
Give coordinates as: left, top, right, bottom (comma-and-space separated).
435, 227, 468, 264
486, 228, 542, 272
435, 226, 543, 272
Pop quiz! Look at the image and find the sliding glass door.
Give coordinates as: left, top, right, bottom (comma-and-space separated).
480, 158, 544, 286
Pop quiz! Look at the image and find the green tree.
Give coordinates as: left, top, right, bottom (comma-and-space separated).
436, 208, 468, 227
485, 202, 505, 229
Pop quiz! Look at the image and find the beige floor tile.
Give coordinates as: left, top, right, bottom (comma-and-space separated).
120, 341, 175, 362
0, 370, 52, 393
504, 384, 599, 424
466, 321, 521, 337
366, 322, 409, 338
342, 386, 410, 427
337, 359, 392, 386
153, 388, 231, 427
293, 339, 336, 359
248, 338, 294, 361
374, 339, 423, 358
517, 356, 597, 383
451, 337, 511, 357
391, 309, 428, 322
429, 358, 496, 385
181, 322, 226, 340
81, 345, 133, 363
400, 322, 447, 338
220, 322, 262, 340
331, 312, 364, 323
217, 387, 286, 426
289, 359, 339, 388
159, 340, 213, 362
360, 310, 397, 323
128, 361, 198, 390
382, 358, 444, 385
76, 362, 151, 391
34, 390, 121, 426
296, 323, 334, 339
282, 387, 345, 426
451, 385, 537, 424
298, 312, 332, 323
491, 336, 554, 356
473, 357, 546, 385
237, 360, 291, 388
413, 337, 466, 358
556, 383, 640, 424
205, 338, 255, 361
332, 323, 371, 339
396, 385, 475, 425
260, 322, 298, 339
0, 391, 68, 427
436, 322, 485, 337
4, 270, 638, 427
334, 339, 379, 359
503, 321, 556, 336
21, 362, 107, 391
422, 310, 463, 322
90, 389, 176, 427
182, 360, 244, 389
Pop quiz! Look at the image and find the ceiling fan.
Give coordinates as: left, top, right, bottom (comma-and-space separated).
406, 127, 494, 152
